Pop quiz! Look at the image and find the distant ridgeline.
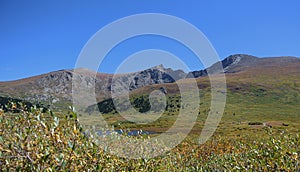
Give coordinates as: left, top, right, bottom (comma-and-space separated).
0, 54, 299, 112
0, 96, 48, 112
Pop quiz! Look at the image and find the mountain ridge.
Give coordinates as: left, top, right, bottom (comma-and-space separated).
1, 54, 299, 110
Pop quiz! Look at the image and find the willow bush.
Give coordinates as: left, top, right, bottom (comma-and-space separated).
0, 104, 299, 171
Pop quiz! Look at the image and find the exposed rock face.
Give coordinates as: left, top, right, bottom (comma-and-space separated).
0, 65, 187, 108
36, 70, 73, 101
111, 65, 186, 96
187, 69, 208, 78
187, 54, 258, 78
0, 69, 111, 109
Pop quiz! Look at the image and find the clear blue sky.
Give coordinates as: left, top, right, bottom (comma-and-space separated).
1, 0, 300, 81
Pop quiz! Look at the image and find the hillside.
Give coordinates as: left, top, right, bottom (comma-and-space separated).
88, 54, 300, 113
0, 54, 299, 113
0, 66, 186, 109
81, 54, 300, 137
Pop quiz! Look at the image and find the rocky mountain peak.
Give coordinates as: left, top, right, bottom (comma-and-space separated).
221, 54, 258, 72
111, 64, 187, 96
149, 64, 165, 71
226, 54, 257, 61
187, 54, 259, 78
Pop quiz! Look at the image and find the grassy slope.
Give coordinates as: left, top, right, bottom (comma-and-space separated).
81, 60, 300, 139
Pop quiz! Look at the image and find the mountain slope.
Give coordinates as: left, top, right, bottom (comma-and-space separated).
0, 54, 299, 110
0, 65, 186, 109
0, 69, 113, 108
187, 54, 300, 77
88, 54, 300, 114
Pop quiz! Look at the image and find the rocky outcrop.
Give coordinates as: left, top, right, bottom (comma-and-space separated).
111, 65, 186, 96
187, 54, 258, 78
0, 65, 187, 108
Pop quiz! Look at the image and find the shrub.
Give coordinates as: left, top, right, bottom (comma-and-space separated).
0, 104, 299, 171
248, 121, 264, 125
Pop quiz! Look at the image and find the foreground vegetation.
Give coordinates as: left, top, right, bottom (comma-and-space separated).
0, 104, 299, 171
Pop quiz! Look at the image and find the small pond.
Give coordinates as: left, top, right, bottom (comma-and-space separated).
97, 129, 157, 136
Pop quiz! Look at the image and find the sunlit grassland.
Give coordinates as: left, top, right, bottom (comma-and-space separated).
78, 84, 300, 140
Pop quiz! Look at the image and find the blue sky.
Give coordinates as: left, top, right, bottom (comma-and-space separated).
1, 0, 300, 81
